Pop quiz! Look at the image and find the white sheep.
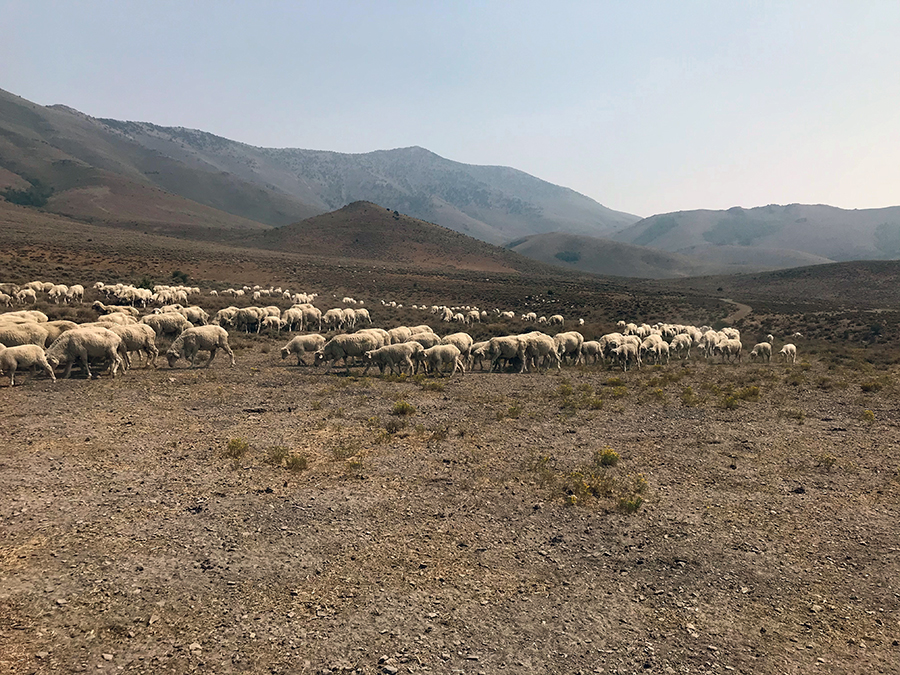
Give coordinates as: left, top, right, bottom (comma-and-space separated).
669, 334, 693, 360
715, 338, 743, 363
141, 312, 193, 338
166, 326, 235, 368
613, 342, 641, 372
548, 314, 564, 326
15, 289, 37, 304
0, 293, 12, 307
749, 342, 772, 363
580, 340, 602, 365
486, 335, 527, 373
314, 333, 382, 372
441, 332, 474, 360
416, 344, 465, 377
553, 331, 584, 365
46, 327, 125, 379
778, 343, 797, 364
280, 334, 327, 366
521, 332, 561, 373
0, 322, 50, 348
103, 323, 160, 369
0, 344, 56, 386
362, 342, 424, 376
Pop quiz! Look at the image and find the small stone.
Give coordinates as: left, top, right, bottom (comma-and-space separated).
148, 615, 159, 625
55, 599, 67, 606
817, 658, 826, 664
383, 666, 399, 675
707, 645, 718, 652
35, 652, 49, 659
811, 605, 823, 613
189, 643, 201, 652
102, 654, 113, 661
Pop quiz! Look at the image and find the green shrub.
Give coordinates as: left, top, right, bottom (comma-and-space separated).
597, 448, 619, 467
265, 445, 289, 465
223, 438, 249, 459
286, 454, 308, 472
392, 400, 416, 416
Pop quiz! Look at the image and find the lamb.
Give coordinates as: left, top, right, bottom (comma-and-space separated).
280, 334, 327, 366
0, 344, 56, 386
778, 343, 797, 364
362, 342, 424, 376
749, 342, 772, 363
46, 327, 125, 379
441, 332, 474, 359
166, 326, 235, 368
0, 322, 50, 348
141, 312, 193, 338
416, 344, 465, 377
314, 332, 382, 372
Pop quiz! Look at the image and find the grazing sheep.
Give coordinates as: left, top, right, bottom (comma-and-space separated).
355, 308, 372, 324
778, 343, 797, 364
4, 310, 49, 323
15, 289, 37, 304
178, 305, 209, 325
388, 326, 413, 344
669, 334, 693, 360
92, 301, 140, 317
314, 332, 382, 372
355, 327, 391, 347
441, 332, 474, 360
715, 338, 743, 363
362, 342, 424, 376
66, 284, 85, 304
749, 342, 772, 363
613, 342, 641, 372
166, 326, 235, 368
469, 340, 490, 370
0, 293, 12, 307
280, 334, 327, 366
0, 322, 50, 348
486, 335, 527, 373
548, 314, 564, 326
580, 340, 602, 365
791, 332, 804, 340
766, 333, 775, 345
103, 323, 159, 369
522, 332, 561, 373
46, 327, 125, 379
417, 344, 465, 377
410, 331, 441, 348
42, 320, 79, 346
141, 312, 193, 338
96, 312, 138, 325
0, 344, 56, 386
553, 331, 584, 365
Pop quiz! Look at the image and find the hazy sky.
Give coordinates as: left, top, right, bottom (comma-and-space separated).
4, 1, 899, 217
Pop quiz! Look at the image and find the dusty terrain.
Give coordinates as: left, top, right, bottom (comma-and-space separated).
2, 306, 900, 674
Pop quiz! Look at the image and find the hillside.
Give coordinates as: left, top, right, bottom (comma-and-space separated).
95, 120, 640, 244
0, 89, 319, 232
612, 204, 900, 263
241, 201, 559, 274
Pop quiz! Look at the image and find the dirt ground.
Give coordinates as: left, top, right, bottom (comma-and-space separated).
2, 329, 899, 674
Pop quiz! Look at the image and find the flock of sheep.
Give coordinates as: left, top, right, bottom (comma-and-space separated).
0, 279, 801, 386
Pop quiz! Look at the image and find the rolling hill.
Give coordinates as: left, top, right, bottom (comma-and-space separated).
241, 201, 559, 274
611, 204, 900, 264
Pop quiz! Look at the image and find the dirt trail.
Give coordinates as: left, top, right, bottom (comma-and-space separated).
720, 297, 752, 323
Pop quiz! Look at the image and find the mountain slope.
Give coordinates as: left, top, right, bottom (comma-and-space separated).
241, 201, 560, 274
95, 119, 640, 243
612, 204, 900, 262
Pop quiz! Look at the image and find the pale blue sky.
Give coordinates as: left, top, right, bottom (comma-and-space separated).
4, 1, 899, 217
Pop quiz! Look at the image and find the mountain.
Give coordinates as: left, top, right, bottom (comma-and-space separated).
241, 201, 559, 274
611, 204, 900, 264
94, 119, 640, 244
0, 89, 319, 234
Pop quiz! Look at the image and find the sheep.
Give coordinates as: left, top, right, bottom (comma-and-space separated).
166, 326, 235, 368
46, 327, 125, 379
749, 342, 772, 363
178, 305, 209, 325
466, 310, 481, 324
715, 338, 743, 363
323, 308, 345, 330
469, 340, 490, 370
669, 333, 693, 360
281, 308, 304, 332
0, 344, 56, 386
521, 332, 561, 373
612, 342, 641, 372
362, 342, 424, 376
103, 323, 160, 369
410, 331, 441, 348
0, 322, 50, 348
42, 320, 79, 346
280, 334, 326, 366
441, 307, 454, 322
260, 316, 283, 333
766, 333, 775, 345
791, 332, 804, 340
388, 326, 413, 344
548, 314, 564, 326
355, 308, 372, 324
0, 293, 11, 307
141, 312, 193, 338
416, 344, 465, 377
92, 301, 141, 317
778, 343, 797, 364
15, 289, 37, 304
580, 340, 602, 365
553, 331, 584, 365
314, 332, 382, 372
65, 284, 85, 304
96, 312, 138, 325
441, 332, 474, 360
486, 335, 527, 373
355, 327, 391, 347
